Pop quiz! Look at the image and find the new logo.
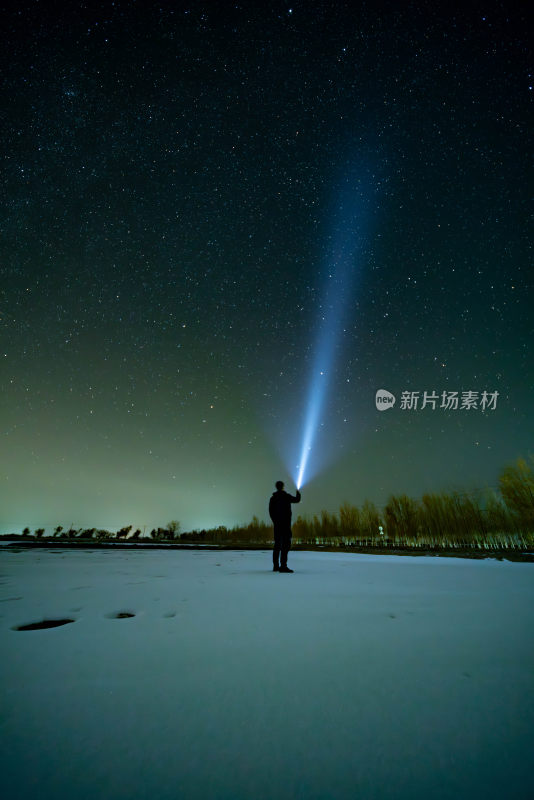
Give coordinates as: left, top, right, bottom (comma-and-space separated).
375, 389, 396, 411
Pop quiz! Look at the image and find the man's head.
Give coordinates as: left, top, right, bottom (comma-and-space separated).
275, 480, 284, 491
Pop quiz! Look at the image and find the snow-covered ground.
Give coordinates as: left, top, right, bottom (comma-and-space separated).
1, 547, 532, 800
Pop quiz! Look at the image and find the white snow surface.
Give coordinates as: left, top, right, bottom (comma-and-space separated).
1, 547, 533, 800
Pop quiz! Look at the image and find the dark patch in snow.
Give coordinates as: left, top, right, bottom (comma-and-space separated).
105, 611, 135, 619
13, 618, 75, 631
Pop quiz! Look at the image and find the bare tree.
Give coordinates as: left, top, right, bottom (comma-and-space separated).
166, 520, 181, 539
499, 457, 534, 529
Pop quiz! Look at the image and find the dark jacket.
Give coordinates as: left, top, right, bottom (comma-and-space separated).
269, 489, 301, 524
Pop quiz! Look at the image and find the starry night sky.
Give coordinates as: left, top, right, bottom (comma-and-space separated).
2, 1, 532, 533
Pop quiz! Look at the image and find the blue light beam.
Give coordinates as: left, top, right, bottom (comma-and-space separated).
295, 171, 370, 489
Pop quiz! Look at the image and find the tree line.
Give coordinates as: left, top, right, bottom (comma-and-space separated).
9, 456, 534, 549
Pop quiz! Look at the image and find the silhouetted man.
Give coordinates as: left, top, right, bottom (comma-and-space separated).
269, 480, 301, 573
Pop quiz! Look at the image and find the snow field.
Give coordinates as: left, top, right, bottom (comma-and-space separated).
1, 548, 533, 800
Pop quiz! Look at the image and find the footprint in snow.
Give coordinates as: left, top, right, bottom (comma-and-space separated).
12, 618, 75, 631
